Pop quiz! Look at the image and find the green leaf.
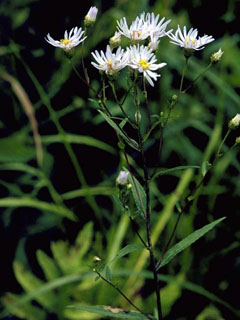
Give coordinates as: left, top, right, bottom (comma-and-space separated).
67, 305, 155, 320
0, 133, 35, 163
142, 118, 162, 143
0, 273, 94, 319
98, 110, 140, 151
105, 266, 112, 282
62, 186, 116, 200
158, 217, 226, 269
36, 250, 60, 281
128, 174, 146, 217
0, 197, 76, 221
1, 292, 46, 320
13, 262, 56, 311
112, 195, 125, 213
75, 222, 93, 258
151, 166, 200, 181
41, 133, 116, 155
201, 161, 211, 177
12, 8, 30, 29
110, 244, 146, 264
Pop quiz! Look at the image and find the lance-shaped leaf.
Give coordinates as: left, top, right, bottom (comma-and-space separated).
128, 173, 146, 218
98, 110, 140, 151
67, 305, 155, 320
157, 217, 226, 270
151, 165, 200, 181
110, 244, 146, 264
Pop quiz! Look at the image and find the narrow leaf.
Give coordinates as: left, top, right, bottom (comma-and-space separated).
143, 118, 161, 143
158, 217, 226, 269
41, 133, 116, 155
62, 186, 116, 200
98, 110, 139, 151
0, 197, 76, 221
128, 174, 146, 217
152, 165, 200, 181
201, 161, 211, 177
110, 244, 146, 264
105, 266, 112, 282
67, 305, 155, 320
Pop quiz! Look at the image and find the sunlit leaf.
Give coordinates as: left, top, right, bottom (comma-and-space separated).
158, 217, 226, 269
67, 305, 155, 319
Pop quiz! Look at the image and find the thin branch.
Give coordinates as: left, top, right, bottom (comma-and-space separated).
94, 269, 154, 320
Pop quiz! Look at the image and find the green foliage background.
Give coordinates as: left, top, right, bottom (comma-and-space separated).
0, 0, 240, 319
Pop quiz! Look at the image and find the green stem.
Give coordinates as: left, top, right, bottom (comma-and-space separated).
182, 62, 213, 94
94, 269, 154, 320
214, 128, 231, 164
179, 57, 189, 93
143, 78, 151, 131
109, 80, 135, 127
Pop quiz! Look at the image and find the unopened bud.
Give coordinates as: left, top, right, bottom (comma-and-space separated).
93, 256, 101, 263
210, 48, 224, 64
229, 114, 240, 130
109, 31, 121, 49
148, 35, 159, 51
135, 110, 141, 123
84, 6, 98, 27
127, 183, 132, 189
235, 137, 240, 144
171, 94, 178, 102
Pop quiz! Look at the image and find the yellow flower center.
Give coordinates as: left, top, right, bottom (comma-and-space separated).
139, 59, 149, 69
107, 61, 112, 69
60, 39, 72, 46
186, 37, 195, 45
132, 30, 141, 39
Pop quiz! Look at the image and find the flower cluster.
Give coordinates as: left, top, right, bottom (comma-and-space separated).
45, 8, 216, 87
117, 12, 171, 45
91, 44, 166, 86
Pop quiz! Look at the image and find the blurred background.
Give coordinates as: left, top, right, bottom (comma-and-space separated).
0, 0, 240, 319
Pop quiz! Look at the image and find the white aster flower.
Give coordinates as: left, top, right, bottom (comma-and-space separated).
168, 25, 214, 51
45, 27, 86, 51
117, 16, 149, 42
116, 171, 129, 185
85, 6, 98, 26
142, 12, 172, 39
91, 45, 128, 75
127, 45, 166, 86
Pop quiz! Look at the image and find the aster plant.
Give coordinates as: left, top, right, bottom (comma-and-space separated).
40, 7, 238, 320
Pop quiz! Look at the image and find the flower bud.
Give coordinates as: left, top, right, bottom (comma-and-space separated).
109, 31, 122, 49
229, 114, 240, 130
148, 34, 159, 51
93, 256, 101, 263
116, 171, 129, 185
84, 6, 98, 27
235, 137, 240, 144
210, 48, 224, 64
135, 110, 141, 123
